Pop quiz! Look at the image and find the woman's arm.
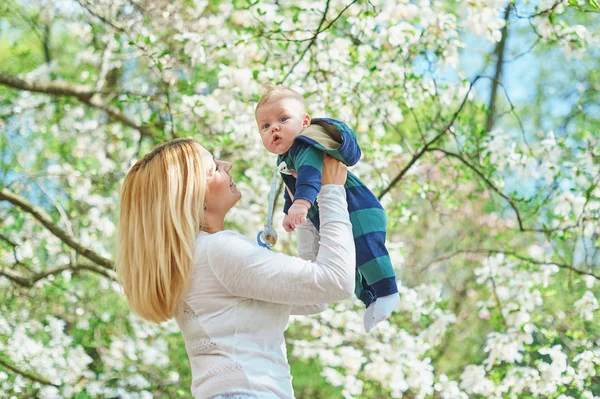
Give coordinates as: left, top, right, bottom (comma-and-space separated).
206, 185, 355, 306
290, 221, 327, 315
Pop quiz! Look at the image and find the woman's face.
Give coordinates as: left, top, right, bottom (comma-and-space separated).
197, 144, 242, 214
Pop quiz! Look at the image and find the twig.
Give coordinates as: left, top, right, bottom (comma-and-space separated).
95, 36, 115, 92
279, 1, 331, 84
489, 275, 508, 328
279, 0, 357, 84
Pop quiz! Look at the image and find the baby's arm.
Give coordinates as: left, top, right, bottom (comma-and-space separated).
285, 144, 325, 231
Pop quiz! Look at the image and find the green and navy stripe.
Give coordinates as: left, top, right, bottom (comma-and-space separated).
278, 118, 398, 307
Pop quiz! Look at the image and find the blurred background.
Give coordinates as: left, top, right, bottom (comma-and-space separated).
0, 0, 599, 397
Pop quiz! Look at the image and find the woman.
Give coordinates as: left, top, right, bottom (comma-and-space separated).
115, 138, 355, 399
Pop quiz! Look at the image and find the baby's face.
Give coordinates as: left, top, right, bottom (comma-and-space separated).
256, 97, 309, 155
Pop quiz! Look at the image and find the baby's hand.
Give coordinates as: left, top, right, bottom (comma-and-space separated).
282, 214, 295, 232
285, 201, 310, 232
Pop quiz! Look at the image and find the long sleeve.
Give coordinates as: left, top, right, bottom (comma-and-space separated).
205, 185, 355, 306
292, 144, 324, 206
282, 176, 293, 214
291, 221, 327, 315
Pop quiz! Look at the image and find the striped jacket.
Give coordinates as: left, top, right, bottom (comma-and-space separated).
277, 118, 398, 307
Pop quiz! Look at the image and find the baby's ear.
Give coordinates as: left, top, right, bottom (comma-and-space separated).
303, 113, 311, 128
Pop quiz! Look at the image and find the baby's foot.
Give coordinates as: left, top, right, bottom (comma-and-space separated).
363, 303, 376, 332
363, 293, 400, 332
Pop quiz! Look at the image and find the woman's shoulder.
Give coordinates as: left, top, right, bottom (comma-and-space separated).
194, 230, 259, 269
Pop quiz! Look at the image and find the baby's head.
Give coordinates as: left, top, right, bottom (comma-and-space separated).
255, 86, 311, 155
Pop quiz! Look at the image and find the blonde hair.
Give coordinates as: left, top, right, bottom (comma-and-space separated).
115, 138, 206, 323
255, 85, 306, 114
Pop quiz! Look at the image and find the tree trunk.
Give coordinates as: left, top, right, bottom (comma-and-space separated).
486, 3, 513, 133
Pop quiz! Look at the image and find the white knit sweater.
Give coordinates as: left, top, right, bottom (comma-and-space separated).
175, 185, 355, 399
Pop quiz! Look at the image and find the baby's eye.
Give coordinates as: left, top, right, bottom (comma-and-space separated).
263, 123, 270, 130
280, 117, 288, 122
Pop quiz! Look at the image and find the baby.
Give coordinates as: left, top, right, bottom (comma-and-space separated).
255, 86, 399, 332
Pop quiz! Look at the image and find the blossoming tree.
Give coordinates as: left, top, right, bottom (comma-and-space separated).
0, 0, 599, 398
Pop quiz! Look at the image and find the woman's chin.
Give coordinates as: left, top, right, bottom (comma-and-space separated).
232, 191, 242, 204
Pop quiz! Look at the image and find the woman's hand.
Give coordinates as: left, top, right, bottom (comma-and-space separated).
321, 154, 347, 185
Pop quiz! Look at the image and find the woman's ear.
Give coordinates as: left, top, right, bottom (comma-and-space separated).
303, 113, 311, 129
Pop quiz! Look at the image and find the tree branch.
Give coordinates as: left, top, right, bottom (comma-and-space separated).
43, 24, 52, 64
279, 1, 331, 84
74, 0, 127, 34
279, 0, 357, 84
486, 3, 512, 132
0, 262, 114, 288
0, 232, 17, 248
377, 76, 482, 200
428, 147, 597, 235
0, 71, 156, 139
428, 147, 526, 231
424, 249, 600, 280
0, 188, 113, 269
513, 1, 565, 19
0, 356, 58, 387
489, 275, 508, 328
74, 0, 176, 138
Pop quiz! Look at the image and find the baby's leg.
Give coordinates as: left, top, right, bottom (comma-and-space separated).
364, 293, 399, 332
355, 233, 399, 332
357, 272, 398, 332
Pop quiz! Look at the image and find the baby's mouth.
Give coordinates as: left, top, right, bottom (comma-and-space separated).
272, 134, 282, 145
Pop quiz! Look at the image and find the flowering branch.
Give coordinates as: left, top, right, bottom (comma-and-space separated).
279, 0, 331, 84
425, 249, 600, 280
0, 232, 19, 263
429, 147, 599, 236
0, 262, 115, 288
428, 147, 527, 231
0, 356, 58, 387
279, 0, 358, 84
0, 71, 156, 139
0, 188, 113, 269
378, 76, 483, 200
74, 0, 127, 33
73, 0, 177, 138
489, 275, 508, 328
513, 1, 566, 19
